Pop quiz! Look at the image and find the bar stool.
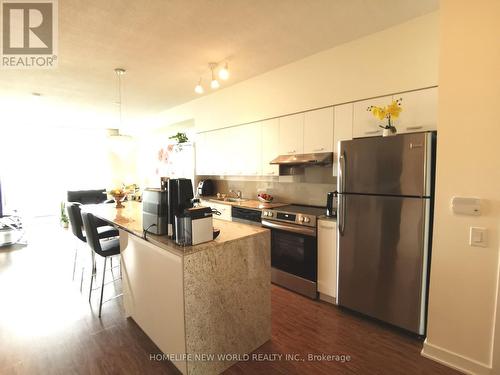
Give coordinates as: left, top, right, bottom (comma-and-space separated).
66, 203, 118, 290
81, 211, 121, 317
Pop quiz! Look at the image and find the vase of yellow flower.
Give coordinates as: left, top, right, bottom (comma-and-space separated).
367, 98, 403, 137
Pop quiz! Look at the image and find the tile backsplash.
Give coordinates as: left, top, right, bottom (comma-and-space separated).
197, 166, 337, 207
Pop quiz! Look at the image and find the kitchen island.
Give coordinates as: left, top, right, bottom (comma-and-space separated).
84, 202, 271, 375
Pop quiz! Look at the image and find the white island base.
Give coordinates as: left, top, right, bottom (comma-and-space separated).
118, 223, 271, 375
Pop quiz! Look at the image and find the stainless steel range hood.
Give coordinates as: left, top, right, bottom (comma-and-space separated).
270, 152, 333, 166
270, 152, 333, 176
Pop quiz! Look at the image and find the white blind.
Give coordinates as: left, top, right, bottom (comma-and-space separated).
0, 127, 113, 217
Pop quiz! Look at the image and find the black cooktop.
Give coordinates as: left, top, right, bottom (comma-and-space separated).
275, 205, 325, 216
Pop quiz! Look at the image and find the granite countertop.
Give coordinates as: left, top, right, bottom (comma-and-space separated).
200, 196, 288, 210
82, 201, 269, 256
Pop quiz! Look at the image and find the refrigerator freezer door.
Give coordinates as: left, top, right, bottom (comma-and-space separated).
337, 194, 429, 334
339, 132, 432, 197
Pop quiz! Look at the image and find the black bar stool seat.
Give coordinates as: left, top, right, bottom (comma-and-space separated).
81, 211, 122, 317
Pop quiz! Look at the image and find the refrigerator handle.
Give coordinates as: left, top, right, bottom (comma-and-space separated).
338, 151, 346, 235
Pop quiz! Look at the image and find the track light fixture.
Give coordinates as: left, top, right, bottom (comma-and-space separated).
194, 61, 230, 94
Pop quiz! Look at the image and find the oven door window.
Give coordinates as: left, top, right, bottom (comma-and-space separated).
271, 229, 317, 282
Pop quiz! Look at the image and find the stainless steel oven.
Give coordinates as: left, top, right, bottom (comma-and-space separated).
261, 205, 324, 299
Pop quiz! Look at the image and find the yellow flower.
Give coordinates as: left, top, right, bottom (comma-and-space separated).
372, 106, 387, 120
387, 100, 402, 119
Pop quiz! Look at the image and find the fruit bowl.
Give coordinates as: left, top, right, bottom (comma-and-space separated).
108, 189, 128, 208
257, 193, 273, 203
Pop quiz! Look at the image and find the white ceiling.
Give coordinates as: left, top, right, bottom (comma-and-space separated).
0, 0, 438, 124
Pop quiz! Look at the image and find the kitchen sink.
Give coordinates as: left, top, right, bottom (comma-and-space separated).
225, 198, 248, 202
213, 197, 248, 203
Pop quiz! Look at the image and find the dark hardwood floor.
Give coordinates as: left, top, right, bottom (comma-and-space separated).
0, 217, 458, 375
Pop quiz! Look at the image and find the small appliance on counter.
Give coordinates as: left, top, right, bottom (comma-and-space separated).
142, 188, 168, 235
197, 179, 214, 197
175, 206, 214, 246
326, 191, 337, 218
168, 178, 195, 238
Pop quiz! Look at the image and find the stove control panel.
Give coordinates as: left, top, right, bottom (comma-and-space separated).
261, 210, 317, 227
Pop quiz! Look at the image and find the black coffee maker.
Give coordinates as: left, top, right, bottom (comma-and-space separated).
167, 178, 194, 238
326, 191, 337, 218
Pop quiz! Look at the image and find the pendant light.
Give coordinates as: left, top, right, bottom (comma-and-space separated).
209, 63, 220, 89
114, 68, 126, 126
108, 68, 132, 156
218, 62, 230, 80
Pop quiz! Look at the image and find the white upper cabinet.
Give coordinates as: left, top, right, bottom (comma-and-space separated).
392, 87, 438, 133
279, 113, 304, 155
353, 88, 438, 138
220, 127, 237, 175
196, 131, 220, 176
233, 123, 262, 176
195, 88, 437, 177
353, 96, 391, 138
303, 107, 334, 153
195, 132, 208, 175
261, 118, 280, 176
333, 103, 353, 176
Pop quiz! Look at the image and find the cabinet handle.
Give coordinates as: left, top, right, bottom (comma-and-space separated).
313, 148, 325, 152
406, 126, 423, 130
287, 150, 296, 154
267, 171, 275, 175
365, 130, 381, 134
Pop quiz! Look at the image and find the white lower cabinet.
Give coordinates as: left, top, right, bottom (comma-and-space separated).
317, 218, 337, 301
200, 200, 232, 221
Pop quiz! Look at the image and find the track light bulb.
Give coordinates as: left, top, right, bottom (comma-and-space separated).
219, 63, 230, 80
194, 78, 204, 94
210, 79, 220, 89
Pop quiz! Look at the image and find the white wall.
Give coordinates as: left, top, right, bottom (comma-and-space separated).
150, 11, 439, 132
422, 1, 500, 374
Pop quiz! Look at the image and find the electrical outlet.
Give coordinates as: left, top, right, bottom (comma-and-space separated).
469, 227, 487, 247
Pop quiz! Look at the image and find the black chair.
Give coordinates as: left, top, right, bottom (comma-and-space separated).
66, 203, 118, 290
81, 211, 121, 317
67, 189, 112, 205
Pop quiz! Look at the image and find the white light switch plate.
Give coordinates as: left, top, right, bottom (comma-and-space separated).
470, 227, 487, 247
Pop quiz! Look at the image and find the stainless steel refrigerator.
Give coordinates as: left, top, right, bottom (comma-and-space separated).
336, 132, 435, 335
